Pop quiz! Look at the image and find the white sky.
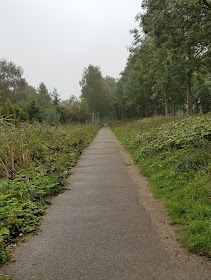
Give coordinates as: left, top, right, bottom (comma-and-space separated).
0, 0, 141, 100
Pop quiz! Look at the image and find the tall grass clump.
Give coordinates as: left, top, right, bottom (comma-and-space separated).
111, 115, 211, 257
0, 119, 101, 263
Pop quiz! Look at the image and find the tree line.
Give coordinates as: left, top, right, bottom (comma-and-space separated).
73, 1, 211, 120
0, 59, 94, 124
1, 1, 210, 122
0, 59, 117, 123
114, 0, 211, 118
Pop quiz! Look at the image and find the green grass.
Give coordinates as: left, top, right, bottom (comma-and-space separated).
0, 275, 13, 280
111, 115, 211, 257
0, 121, 101, 263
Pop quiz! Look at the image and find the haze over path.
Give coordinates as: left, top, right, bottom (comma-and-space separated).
2, 126, 211, 279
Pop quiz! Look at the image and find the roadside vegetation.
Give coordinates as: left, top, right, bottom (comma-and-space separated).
114, 1, 211, 119
111, 115, 211, 257
0, 59, 116, 125
0, 121, 100, 263
0, 0, 210, 268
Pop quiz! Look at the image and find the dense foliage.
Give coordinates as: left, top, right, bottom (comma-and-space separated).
111, 115, 211, 256
114, 0, 211, 118
80, 65, 117, 122
0, 122, 101, 263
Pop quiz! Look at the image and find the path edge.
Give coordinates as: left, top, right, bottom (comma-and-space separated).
110, 127, 211, 267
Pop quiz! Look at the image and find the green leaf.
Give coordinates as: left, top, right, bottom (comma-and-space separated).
0, 227, 10, 237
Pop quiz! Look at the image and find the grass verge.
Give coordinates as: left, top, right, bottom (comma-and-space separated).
0, 122, 101, 264
111, 115, 211, 257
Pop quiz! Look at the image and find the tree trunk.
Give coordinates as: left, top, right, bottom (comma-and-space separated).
117, 108, 121, 120
118, 109, 122, 120
164, 93, 168, 117
145, 100, 148, 118
187, 72, 192, 115
154, 100, 157, 116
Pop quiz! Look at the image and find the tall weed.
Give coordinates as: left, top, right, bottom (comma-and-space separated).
0, 121, 101, 263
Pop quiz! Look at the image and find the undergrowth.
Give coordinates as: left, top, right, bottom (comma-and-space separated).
0, 122, 101, 264
111, 115, 211, 257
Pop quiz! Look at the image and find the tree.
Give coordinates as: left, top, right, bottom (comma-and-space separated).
114, 1, 211, 118
43, 106, 61, 125
37, 82, 51, 106
27, 100, 41, 121
61, 96, 91, 122
80, 65, 112, 122
0, 59, 26, 103
24, 84, 38, 101
51, 88, 60, 105
116, 38, 158, 118
193, 75, 211, 113
103, 76, 117, 118
141, 0, 211, 114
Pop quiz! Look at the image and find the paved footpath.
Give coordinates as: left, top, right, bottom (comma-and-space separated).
2, 126, 211, 279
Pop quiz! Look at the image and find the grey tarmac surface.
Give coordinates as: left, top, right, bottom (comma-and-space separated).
2, 126, 211, 279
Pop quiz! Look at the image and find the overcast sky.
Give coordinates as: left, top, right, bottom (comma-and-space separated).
0, 0, 141, 100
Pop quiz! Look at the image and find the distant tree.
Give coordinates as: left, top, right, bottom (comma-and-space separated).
79, 99, 91, 122
57, 106, 71, 124
63, 95, 81, 121
51, 88, 60, 105
61, 95, 91, 122
24, 84, 38, 101
27, 100, 41, 121
43, 106, 61, 125
103, 76, 117, 118
37, 82, 51, 105
104, 76, 117, 92
0, 59, 26, 103
80, 65, 113, 122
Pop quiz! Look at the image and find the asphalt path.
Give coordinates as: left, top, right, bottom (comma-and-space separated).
2, 126, 211, 279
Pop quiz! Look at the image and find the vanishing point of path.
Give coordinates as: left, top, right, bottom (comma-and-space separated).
2, 126, 211, 279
